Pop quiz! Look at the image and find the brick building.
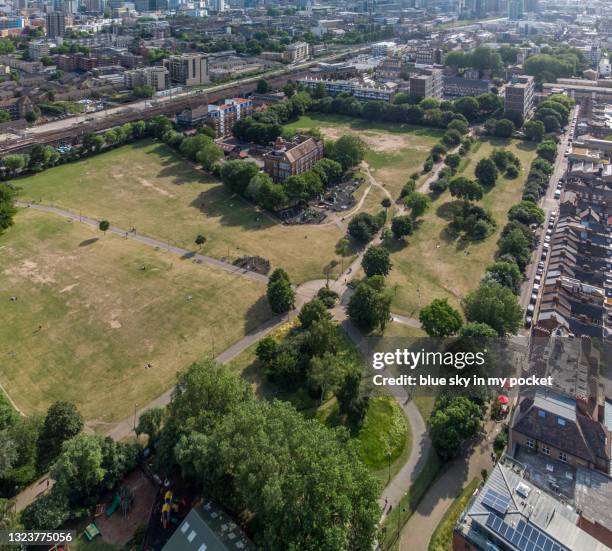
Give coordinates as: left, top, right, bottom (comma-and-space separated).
263, 135, 324, 182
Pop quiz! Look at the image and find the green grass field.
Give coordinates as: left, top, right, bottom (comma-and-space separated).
15, 140, 347, 283
0, 209, 271, 424
284, 113, 443, 198
388, 138, 538, 316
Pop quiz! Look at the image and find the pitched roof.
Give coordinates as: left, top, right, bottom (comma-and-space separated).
512, 390, 610, 465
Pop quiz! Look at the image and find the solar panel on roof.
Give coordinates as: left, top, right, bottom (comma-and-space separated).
484, 513, 571, 551
482, 489, 511, 515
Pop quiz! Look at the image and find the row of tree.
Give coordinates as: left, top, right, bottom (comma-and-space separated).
0, 116, 180, 181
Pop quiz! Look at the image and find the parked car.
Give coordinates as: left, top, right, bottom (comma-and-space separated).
536, 267, 543, 276
525, 316, 532, 328
527, 304, 535, 314
538, 261, 545, 269
530, 293, 538, 304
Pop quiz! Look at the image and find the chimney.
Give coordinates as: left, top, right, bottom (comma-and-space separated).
274, 136, 285, 151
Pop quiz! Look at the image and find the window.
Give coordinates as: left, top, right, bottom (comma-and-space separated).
559, 452, 568, 463
538, 409, 546, 418
526, 439, 536, 449
557, 417, 566, 426
542, 445, 550, 456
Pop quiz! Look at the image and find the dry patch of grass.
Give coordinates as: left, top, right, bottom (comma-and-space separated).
388, 138, 538, 317
0, 209, 271, 424
16, 140, 346, 283
283, 114, 442, 198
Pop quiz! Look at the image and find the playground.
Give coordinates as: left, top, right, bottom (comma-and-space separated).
93, 469, 157, 546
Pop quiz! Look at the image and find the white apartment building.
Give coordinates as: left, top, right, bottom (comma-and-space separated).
124, 66, 169, 91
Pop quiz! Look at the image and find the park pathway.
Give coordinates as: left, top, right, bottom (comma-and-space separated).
398, 418, 499, 551
12, 198, 426, 515
16, 201, 268, 284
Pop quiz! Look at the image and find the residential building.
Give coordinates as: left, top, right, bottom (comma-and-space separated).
297, 78, 396, 102
123, 66, 169, 91
443, 75, 490, 98
176, 98, 252, 135
263, 135, 324, 182
371, 41, 396, 57
45, 11, 65, 39
504, 74, 535, 119
409, 68, 443, 99
453, 459, 610, 551
164, 54, 209, 87
28, 42, 51, 61
509, 389, 610, 474
0, 96, 33, 120
508, 0, 524, 20
162, 501, 254, 551
0, 17, 26, 37
286, 41, 309, 63
415, 47, 442, 65
205, 97, 253, 137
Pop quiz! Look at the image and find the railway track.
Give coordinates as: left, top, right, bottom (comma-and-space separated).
0, 70, 310, 154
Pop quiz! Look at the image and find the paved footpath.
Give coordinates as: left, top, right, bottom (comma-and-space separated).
398, 418, 500, 551
16, 202, 268, 284
13, 201, 426, 516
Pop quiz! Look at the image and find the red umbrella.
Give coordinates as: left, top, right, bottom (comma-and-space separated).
497, 395, 510, 405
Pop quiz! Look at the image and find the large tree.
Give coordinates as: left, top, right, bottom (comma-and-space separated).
430, 396, 483, 460
162, 363, 380, 550
347, 280, 391, 333
419, 298, 463, 338
391, 215, 413, 240
403, 192, 431, 219
449, 177, 484, 201
361, 245, 392, 277
37, 401, 83, 470
267, 268, 295, 314
326, 135, 367, 171
483, 261, 522, 295
462, 282, 522, 336
220, 160, 260, 195
474, 158, 498, 188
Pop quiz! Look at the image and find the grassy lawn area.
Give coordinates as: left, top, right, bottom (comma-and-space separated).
283, 113, 443, 198
0, 209, 271, 425
388, 138, 538, 317
428, 477, 480, 551
15, 139, 346, 284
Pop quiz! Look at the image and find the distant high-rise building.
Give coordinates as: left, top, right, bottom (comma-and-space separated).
508, 0, 524, 20
208, 0, 225, 11
524, 0, 538, 11
45, 11, 65, 38
84, 0, 104, 12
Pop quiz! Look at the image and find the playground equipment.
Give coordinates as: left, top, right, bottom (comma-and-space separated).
120, 485, 134, 518
161, 490, 173, 529
105, 494, 121, 518
83, 523, 101, 541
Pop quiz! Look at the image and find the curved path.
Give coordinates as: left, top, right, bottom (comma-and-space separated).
12, 200, 427, 518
